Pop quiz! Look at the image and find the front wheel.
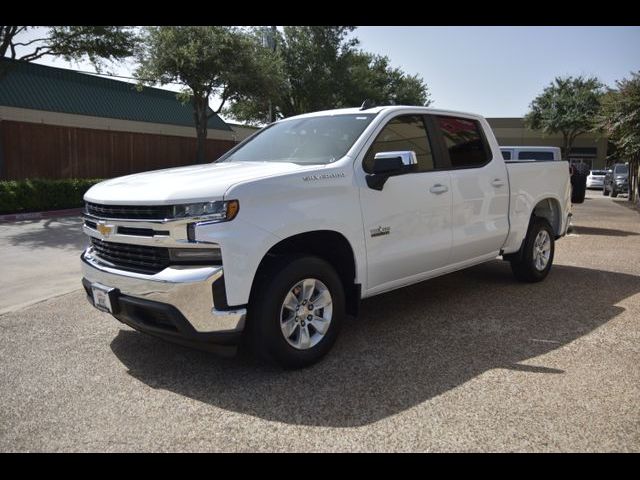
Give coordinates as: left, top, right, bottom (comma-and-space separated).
611, 187, 618, 198
510, 217, 555, 283
246, 255, 345, 369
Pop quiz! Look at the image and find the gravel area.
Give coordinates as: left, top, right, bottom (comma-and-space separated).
1, 190, 638, 452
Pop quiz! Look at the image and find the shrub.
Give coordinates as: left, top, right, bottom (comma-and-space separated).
0, 178, 103, 214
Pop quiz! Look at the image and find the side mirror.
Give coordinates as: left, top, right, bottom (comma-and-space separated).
366, 151, 417, 190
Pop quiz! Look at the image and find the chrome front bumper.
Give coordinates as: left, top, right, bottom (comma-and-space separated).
81, 250, 246, 334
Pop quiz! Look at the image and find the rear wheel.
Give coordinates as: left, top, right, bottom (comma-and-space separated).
510, 217, 555, 283
246, 255, 345, 369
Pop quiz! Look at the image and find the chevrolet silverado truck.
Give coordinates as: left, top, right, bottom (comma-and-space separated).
81, 106, 572, 368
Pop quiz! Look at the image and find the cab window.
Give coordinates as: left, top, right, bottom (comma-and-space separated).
363, 115, 434, 173
436, 116, 489, 168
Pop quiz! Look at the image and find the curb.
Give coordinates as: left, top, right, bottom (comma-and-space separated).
0, 207, 84, 223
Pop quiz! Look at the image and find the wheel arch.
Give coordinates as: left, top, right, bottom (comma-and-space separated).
532, 197, 563, 237
250, 230, 361, 316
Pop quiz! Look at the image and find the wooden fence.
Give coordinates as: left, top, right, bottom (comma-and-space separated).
0, 120, 238, 180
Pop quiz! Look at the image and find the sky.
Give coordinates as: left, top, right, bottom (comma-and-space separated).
11, 26, 640, 120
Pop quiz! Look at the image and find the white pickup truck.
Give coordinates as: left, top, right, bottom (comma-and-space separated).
81, 106, 572, 368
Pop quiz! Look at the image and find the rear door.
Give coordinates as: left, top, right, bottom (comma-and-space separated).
431, 115, 510, 264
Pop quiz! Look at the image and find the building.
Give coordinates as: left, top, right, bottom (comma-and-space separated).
0, 59, 243, 180
226, 122, 260, 142
487, 117, 608, 169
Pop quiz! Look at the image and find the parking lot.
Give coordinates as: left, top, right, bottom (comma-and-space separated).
1, 190, 639, 452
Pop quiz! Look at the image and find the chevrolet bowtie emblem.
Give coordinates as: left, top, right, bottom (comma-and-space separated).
97, 222, 114, 237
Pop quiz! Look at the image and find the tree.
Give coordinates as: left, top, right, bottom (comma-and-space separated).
0, 26, 137, 70
226, 26, 430, 124
525, 76, 605, 160
599, 72, 640, 203
135, 26, 282, 163
340, 51, 430, 109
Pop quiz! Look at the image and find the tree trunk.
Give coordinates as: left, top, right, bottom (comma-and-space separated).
193, 94, 209, 164
630, 156, 639, 205
561, 132, 570, 161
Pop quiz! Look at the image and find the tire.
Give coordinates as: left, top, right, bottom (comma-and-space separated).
603, 186, 610, 196
570, 165, 588, 204
611, 187, 618, 198
246, 255, 345, 369
510, 217, 555, 283
571, 180, 586, 203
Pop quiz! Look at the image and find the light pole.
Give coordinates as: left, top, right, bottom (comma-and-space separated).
262, 26, 278, 123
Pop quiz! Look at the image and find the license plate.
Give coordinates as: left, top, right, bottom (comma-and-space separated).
91, 283, 114, 313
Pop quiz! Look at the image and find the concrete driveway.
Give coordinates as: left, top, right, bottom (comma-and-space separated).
0, 192, 638, 451
0, 215, 86, 314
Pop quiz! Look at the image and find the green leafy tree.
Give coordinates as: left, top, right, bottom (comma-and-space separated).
599, 72, 640, 203
226, 26, 430, 124
0, 26, 137, 70
135, 26, 282, 163
525, 76, 605, 159
340, 51, 430, 109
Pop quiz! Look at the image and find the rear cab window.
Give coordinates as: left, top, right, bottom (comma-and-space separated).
517, 151, 555, 161
434, 115, 490, 168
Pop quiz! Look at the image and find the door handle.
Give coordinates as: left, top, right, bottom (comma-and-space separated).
429, 184, 448, 194
491, 178, 505, 188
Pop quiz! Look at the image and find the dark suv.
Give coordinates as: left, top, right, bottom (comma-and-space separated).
603, 163, 629, 197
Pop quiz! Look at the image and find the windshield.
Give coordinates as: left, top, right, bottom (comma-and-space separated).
222, 114, 377, 165
614, 165, 629, 174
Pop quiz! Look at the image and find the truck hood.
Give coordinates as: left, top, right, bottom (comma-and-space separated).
85, 161, 313, 205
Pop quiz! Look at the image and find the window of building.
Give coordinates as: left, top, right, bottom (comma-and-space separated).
436, 116, 489, 168
363, 115, 434, 173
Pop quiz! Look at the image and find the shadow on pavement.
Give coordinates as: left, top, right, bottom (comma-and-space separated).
110, 260, 640, 427
574, 226, 639, 237
3, 217, 86, 251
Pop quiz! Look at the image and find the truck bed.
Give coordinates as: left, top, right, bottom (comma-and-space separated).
502, 161, 572, 254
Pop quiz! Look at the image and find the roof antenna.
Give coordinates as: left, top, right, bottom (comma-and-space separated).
360, 99, 375, 110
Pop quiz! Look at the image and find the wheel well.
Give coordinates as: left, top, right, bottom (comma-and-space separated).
533, 198, 562, 236
252, 231, 360, 316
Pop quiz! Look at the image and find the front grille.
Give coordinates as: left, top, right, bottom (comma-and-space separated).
117, 226, 170, 237
90, 237, 170, 274
86, 202, 174, 220
83, 220, 169, 238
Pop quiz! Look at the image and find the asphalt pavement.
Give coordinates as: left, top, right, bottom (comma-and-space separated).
0, 190, 638, 451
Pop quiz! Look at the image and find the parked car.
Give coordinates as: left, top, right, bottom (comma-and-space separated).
603, 163, 629, 197
500, 146, 587, 204
81, 106, 572, 368
587, 170, 607, 189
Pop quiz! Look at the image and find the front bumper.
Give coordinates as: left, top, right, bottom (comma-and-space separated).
81, 250, 246, 343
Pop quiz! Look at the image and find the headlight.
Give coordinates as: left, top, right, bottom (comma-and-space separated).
172, 200, 239, 222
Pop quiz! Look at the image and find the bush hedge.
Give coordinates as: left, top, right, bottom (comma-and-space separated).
0, 178, 103, 214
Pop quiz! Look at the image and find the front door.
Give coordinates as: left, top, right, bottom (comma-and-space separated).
358, 114, 453, 293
